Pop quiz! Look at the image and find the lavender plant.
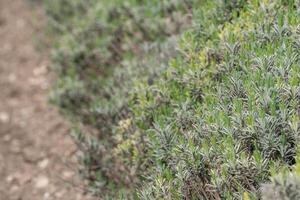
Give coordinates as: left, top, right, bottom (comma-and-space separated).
130, 0, 300, 199
44, 0, 198, 198
44, 0, 300, 199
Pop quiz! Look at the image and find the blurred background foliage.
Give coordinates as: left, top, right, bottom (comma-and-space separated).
44, 0, 198, 197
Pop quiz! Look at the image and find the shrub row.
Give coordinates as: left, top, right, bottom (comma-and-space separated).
131, 0, 300, 199
45, 0, 193, 132
44, 0, 300, 199
44, 0, 199, 198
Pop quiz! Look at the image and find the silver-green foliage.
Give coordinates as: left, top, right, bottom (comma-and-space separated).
262, 157, 300, 200
44, 0, 300, 199
131, 0, 300, 199
44, 0, 198, 198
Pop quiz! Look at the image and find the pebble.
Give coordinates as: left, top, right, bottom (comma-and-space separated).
8, 73, 16, 82
0, 112, 9, 123
33, 65, 47, 76
35, 175, 49, 189
38, 159, 49, 169
6, 172, 31, 185
43, 192, 50, 199
6, 175, 15, 183
23, 148, 45, 163
62, 171, 73, 179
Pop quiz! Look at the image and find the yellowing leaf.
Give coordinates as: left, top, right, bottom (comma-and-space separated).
244, 192, 250, 200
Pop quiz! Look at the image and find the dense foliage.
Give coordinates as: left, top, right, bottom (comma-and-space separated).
44, 0, 300, 199
131, 0, 300, 199
45, 0, 194, 132
44, 0, 199, 197
262, 156, 300, 200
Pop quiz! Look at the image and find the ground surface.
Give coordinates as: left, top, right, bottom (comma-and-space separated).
0, 0, 94, 199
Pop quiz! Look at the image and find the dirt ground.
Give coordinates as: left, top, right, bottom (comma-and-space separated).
0, 0, 94, 199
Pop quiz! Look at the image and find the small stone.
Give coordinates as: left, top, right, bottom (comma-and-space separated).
38, 159, 49, 169
35, 176, 49, 189
6, 171, 31, 185
0, 112, 9, 123
23, 148, 44, 163
8, 73, 16, 82
62, 171, 73, 179
43, 192, 50, 199
33, 65, 47, 76
6, 175, 14, 183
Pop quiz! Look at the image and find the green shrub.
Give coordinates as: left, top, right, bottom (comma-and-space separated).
130, 0, 300, 199
262, 156, 300, 200
44, 0, 199, 198
44, 0, 300, 199
46, 0, 194, 132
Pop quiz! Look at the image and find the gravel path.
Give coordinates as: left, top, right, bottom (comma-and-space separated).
0, 0, 93, 199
